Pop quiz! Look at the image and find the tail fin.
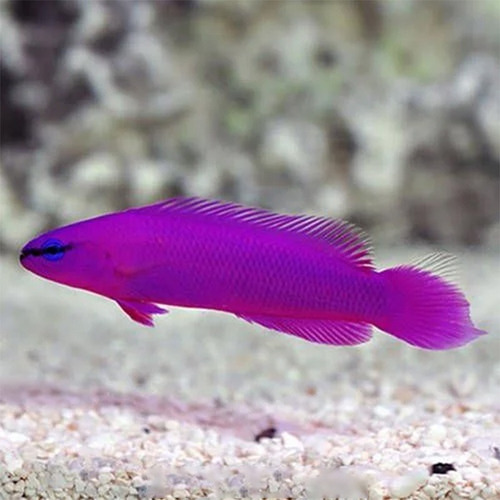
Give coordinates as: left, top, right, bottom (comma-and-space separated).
378, 253, 486, 349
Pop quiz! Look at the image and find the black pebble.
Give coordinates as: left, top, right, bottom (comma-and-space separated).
142, 427, 151, 434
254, 427, 277, 442
430, 462, 456, 475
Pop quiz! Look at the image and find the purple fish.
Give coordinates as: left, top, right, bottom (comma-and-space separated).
20, 197, 485, 349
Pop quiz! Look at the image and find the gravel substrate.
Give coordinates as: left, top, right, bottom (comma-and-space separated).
1, 248, 499, 499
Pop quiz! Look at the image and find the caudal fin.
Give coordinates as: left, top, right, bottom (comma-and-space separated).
378, 253, 486, 349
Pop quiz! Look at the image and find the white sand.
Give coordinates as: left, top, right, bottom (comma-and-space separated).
1, 247, 499, 499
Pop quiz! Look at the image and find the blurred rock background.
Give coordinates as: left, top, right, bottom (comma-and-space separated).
1, 0, 499, 253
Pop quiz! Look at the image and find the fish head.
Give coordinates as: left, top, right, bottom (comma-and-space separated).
19, 219, 121, 296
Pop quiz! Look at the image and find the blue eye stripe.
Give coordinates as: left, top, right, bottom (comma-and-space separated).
20, 239, 72, 261
41, 239, 66, 261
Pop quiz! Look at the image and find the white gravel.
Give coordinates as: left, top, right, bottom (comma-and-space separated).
1, 247, 499, 499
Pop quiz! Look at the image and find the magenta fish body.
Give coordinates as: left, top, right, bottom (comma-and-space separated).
20, 198, 485, 349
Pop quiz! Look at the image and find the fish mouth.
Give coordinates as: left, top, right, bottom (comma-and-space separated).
19, 245, 43, 273
19, 248, 29, 262
19, 246, 37, 261
19, 245, 42, 264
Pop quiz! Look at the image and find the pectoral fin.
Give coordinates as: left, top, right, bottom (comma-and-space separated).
116, 299, 168, 327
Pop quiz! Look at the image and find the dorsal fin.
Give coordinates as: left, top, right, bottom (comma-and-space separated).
132, 197, 374, 271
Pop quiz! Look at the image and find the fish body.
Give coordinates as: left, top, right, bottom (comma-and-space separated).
20, 198, 485, 349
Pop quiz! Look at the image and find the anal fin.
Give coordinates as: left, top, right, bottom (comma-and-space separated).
236, 314, 372, 345
116, 299, 168, 327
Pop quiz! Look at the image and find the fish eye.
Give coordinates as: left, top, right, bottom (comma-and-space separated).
41, 239, 66, 262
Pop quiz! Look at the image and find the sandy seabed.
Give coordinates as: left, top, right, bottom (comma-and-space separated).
1, 248, 499, 499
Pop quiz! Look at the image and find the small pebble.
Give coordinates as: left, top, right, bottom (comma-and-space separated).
427, 424, 447, 441
254, 427, 277, 442
389, 468, 428, 498
280, 432, 304, 450
430, 462, 456, 475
